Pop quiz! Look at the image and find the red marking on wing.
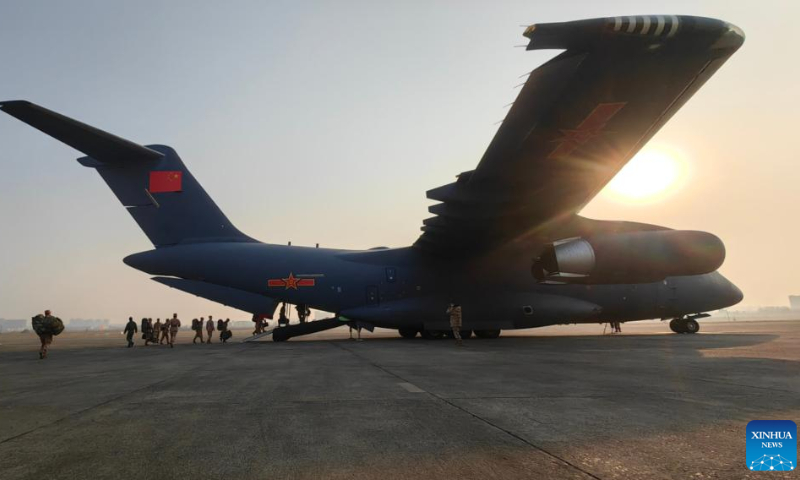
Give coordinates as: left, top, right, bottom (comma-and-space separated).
548, 103, 626, 159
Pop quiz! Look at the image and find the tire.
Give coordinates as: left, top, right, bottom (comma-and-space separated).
474, 329, 501, 339
684, 318, 700, 334
669, 319, 685, 333
421, 330, 445, 340
398, 328, 418, 339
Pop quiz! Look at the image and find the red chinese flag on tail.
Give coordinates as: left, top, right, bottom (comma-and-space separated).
149, 171, 183, 193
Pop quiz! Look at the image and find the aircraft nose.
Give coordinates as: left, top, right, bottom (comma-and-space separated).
720, 274, 744, 307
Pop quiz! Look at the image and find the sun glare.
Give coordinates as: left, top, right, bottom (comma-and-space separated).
603, 146, 688, 203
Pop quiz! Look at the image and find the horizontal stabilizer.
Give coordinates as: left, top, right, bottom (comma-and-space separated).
0, 100, 163, 163
152, 277, 277, 315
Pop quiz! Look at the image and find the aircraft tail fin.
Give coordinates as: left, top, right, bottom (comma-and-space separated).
0, 100, 254, 247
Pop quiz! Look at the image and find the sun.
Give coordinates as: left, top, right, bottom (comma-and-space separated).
602, 146, 689, 203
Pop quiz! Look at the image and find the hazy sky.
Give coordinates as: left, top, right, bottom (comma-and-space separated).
1, 0, 797, 322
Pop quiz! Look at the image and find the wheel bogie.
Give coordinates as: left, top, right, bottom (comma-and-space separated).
474, 329, 501, 339
669, 317, 700, 334
421, 330, 446, 340
398, 328, 418, 339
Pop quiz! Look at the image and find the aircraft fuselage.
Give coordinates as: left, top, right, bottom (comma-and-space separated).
124, 239, 742, 331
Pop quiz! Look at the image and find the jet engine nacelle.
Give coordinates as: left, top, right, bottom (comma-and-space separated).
532, 230, 725, 284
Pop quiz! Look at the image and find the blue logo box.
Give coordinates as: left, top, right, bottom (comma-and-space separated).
747, 420, 796, 471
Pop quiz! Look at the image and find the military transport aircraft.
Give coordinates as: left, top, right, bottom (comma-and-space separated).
2, 15, 744, 340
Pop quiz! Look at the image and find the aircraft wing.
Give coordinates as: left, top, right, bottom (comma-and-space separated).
415, 16, 744, 254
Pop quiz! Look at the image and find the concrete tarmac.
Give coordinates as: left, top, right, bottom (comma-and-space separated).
0, 320, 798, 479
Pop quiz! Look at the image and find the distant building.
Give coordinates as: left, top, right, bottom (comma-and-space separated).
0, 319, 28, 332
790, 296, 800, 310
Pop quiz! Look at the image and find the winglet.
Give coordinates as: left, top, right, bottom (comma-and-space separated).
522, 16, 744, 52
0, 100, 163, 164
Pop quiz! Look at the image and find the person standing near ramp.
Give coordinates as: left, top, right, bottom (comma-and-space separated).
219, 318, 232, 343
153, 318, 162, 344
123, 317, 138, 348
446, 303, 463, 347
139, 317, 148, 339
206, 316, 215, 344
144, 318, 155, 345
168, 313, 181, 348
159, 318, 169, 345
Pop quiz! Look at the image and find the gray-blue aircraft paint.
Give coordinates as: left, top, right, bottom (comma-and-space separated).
1, 16, 744, 339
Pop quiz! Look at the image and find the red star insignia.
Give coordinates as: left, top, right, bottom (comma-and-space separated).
283, 273, 299, 290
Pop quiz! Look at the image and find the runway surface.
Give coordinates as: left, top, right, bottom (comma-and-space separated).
1, 320, 798, 479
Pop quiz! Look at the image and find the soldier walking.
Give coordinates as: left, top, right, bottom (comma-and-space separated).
159, 318, 169, 344
153, 318, 162, 343
252, 314, 264, 335
446, 303, 463, 347
206, 316, 215, 344
168, 313, 181, 348
124, 317, 138, 348
32, 309, 61, 359
219, 318, 231, 343
144, 318, 155, 345
192, 317, 204, 344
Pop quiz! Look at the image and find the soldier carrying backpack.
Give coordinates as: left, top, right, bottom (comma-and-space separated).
219, 318, 232, 343
192, 317, 205, 344
31, 309, 64, 359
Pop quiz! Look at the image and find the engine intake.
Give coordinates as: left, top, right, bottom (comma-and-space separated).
532, 230, 725, 284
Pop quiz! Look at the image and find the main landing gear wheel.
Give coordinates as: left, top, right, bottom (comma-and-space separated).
669, 318, 684, 333
421, 330, 446, 340
398, 328, 418, 339
443, 330, 472, 339
670, 318, 700, 334
474, 329, 501, 339
684, 318, 700, 334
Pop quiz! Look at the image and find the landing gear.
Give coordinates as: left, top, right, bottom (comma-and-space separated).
444, 329, 472, 339
474, 329, 501, 339
669, 317, 700, 334
669, 318, 683, 333
398, 328, 418, 339
420, 330, 445, 340
415, 329, 495, 340
684, 318, 700, 333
